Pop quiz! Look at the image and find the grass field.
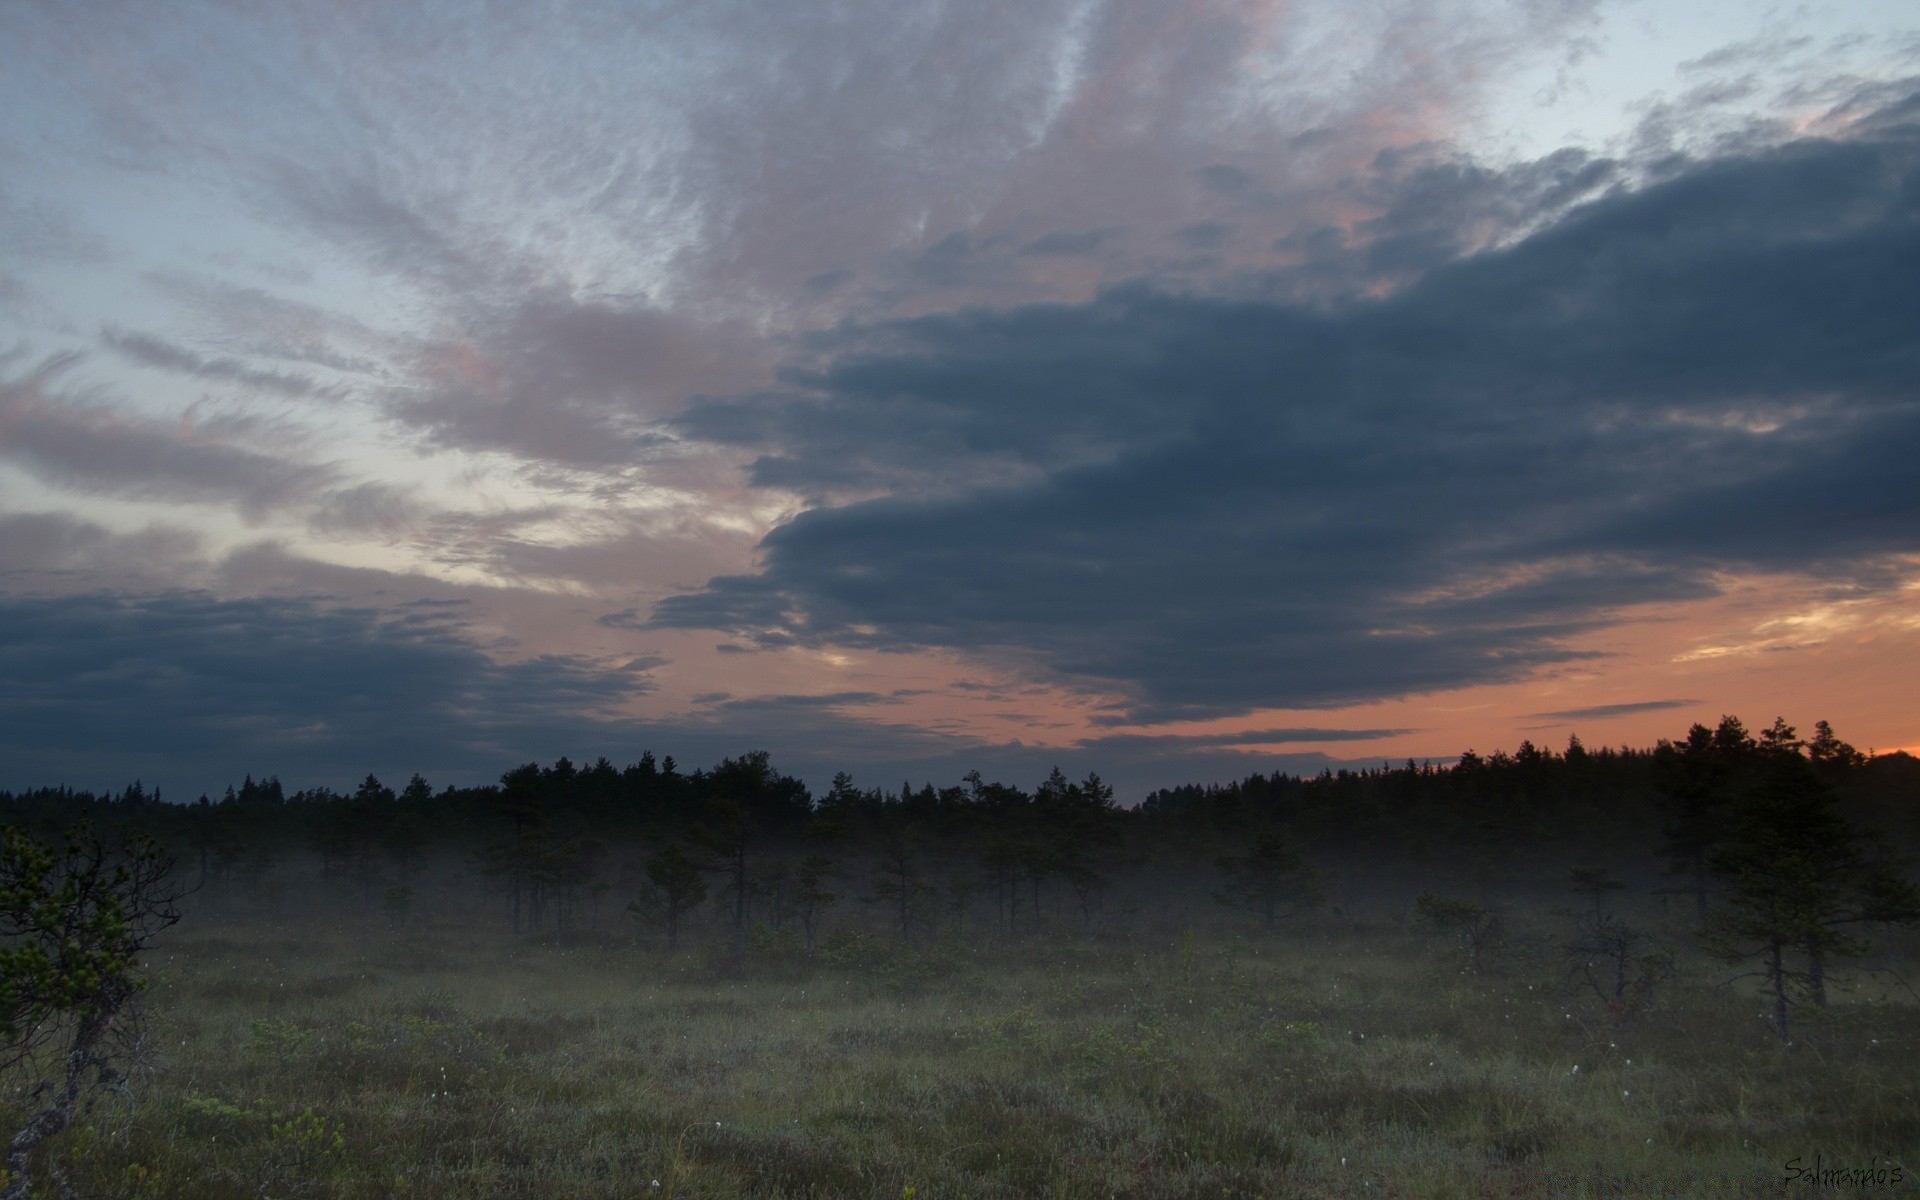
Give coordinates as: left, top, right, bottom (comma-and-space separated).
7, 890, 1918, 1198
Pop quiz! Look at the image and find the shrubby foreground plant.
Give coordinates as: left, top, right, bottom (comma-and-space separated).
0, 824, 180, 1198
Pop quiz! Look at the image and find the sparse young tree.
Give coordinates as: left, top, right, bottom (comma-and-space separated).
1560, 868, 1671, 1018
0, 824, 182, 1199
634, 842, 707, 951
793, 853, 838, 955
1416, 892, 1503, 975
867, 824, 935, 942
1569, 866, 1626, 920
688, 798, 753, 941
1214, 829, 1324, 928
747, 858, 791, 932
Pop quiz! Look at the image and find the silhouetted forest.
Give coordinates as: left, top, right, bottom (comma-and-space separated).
5, 716, 1915, 954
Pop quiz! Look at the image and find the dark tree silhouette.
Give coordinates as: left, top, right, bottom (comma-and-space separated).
1703, 754, 1920, 1042
1561, 867, 1671, 1018
635, 842, 708, 950
1214, 829, 1323, 928
866, 822, 935, 942
689, 798, 753, 941
794, 853, 838, 955
1655, 722, 1735, 921
1416, 892, 1502, 975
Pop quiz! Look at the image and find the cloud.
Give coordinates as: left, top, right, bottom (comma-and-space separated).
0, 182, 110, 265
390, 295, 768, 465
0, 580, 1412, 800
1081, 727, 1415, 751
1020, 228, 1124, 258
305, 483, 427, 540
141, 271, 388, 376
656, 96, 1920, 722
102, 328, 339, 399
0, 512, 201, 582
1525, 700, 1704, 722
0, 589, 660, 797
0, 353, 339, 515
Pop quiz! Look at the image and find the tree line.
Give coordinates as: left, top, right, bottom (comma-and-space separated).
3, 716, 1917, 1042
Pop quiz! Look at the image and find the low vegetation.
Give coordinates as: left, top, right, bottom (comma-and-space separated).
0, 886, 1905, 1197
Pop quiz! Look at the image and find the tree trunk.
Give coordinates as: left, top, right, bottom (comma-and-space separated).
5, 1004, 115, 1200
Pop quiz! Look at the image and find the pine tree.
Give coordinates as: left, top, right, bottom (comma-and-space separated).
1215, 829, 1323, 928
635, 843, 707, 950
1703, 755, 1920, 1042
1655, 723, 1733, 921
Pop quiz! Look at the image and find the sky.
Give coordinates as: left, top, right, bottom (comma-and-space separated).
2, 0, 1917, 802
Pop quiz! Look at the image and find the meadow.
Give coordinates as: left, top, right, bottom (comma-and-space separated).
14, 885, 1917, 1199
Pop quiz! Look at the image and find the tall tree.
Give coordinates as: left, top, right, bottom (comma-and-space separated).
1703, 754, 1920, 1041
1806, 720, 1867, 771
1655, 723, 1734, 921
481, 764, 545, 934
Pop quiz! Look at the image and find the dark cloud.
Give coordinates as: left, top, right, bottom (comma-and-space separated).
1021, 228, 1123, 258
804, 269, 855, 296
0, 513, 200, 581
657, 99, 1920, 721
1082, 727, 1414, 751
0, 590, 660, 798
0, 583, 1480, 802
1525, 699, 1704, 722
1198, 164, 1257, 198
656, 693, 1376, 799
1177, 221, 1233, 251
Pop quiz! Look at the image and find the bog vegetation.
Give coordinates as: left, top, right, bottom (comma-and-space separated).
0, 716, 1916, 1197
